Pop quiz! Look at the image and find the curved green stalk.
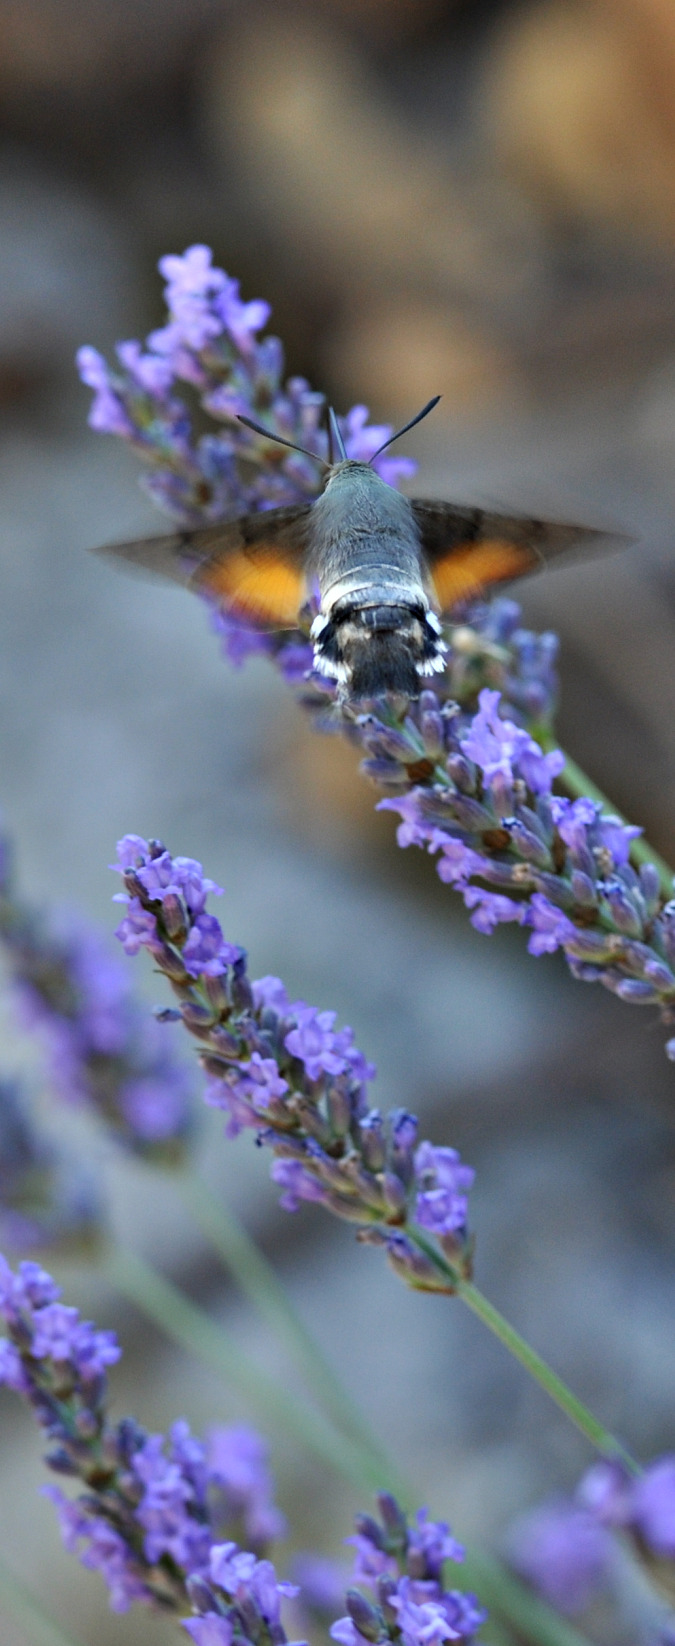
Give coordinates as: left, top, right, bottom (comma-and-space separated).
0, 1551, 86, 1646
409, 1227, 637, 1473
177, 1167, 395, 1485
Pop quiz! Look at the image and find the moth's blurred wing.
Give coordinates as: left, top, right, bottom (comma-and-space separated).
96, 504, 312, 628
411, 500, 621, 614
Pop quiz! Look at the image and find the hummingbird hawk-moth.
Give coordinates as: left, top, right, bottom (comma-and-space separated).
97, 397, 612, 703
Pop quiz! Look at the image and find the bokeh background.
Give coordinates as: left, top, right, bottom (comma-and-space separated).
2, 1, 675, 1642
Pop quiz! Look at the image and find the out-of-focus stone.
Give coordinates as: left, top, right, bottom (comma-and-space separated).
485, 0, 675, 248
0, 150, 136, 385
0, 0, 222, 111
322, 296, 520, 418
200, 9, 536, 312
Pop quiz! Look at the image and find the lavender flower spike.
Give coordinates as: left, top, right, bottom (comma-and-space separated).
0, 1256, 485, 1638
77, 244, 415, 531
348, 684, 675, 1062
331, 1493, 485, 1646
112, 835, 474, 1296
0, 1254, 286, 1616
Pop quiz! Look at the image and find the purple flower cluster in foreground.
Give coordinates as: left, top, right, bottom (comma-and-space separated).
0, 1078, 101, 1254
330, 1492, 484, 1646
0, 1255, 286, 1617
112, 836, 474, 1295
77, 244, 414, 528
0, 823, 194, 1157
0, 1255, 486, 1642
509, 1457, 675, 1639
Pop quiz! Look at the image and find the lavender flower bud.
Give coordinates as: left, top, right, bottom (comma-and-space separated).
353, 1515, 385, 1549
358, 1113, 386, 1173
377, 1494, 408, 1543
359, 719, 415, 763
419, 710, 444, 760
204, 974, 231, 1015
346, 1589, 382, 1640
384, 1232, 455, 1293
446, 753, 476, 794
326, 1084, 353, 1140
389, 1110, 418, 1188
381, 1173, 407, 1222
361, 758, 409, 790
487, 766, 514, 820
508, 819, 552, 870
603, 881, 644, 939
162, 892, 188, 941
570, 870, 597, 907
186, 1576, 219, 1614
445, 795, 496, 833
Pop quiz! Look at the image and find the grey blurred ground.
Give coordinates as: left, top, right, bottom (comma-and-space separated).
1, 5, 675, 1643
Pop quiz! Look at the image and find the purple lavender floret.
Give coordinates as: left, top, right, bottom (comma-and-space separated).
0, 1254, 286, 1617
112, 835, 474, 1295
510, 1457, 675, 1631
0, 820, 194, 1157
579, 1455, 675, 1565
507, 1498, 612, 1616
332, 1494, 484, 1646
77, 244, 416, 532
413, 1145, 475, 1241
182, 1539, 307, 1646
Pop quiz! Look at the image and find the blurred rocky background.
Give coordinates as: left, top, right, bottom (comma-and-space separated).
1, 2, 675, 1643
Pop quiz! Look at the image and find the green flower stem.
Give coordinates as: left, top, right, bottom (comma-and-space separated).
548, 743, 674, 899
410, 1227, 638, 1473
176, 1165, 395, 1484
104, 1242, 404, 1496
0, 1551, 86, 1646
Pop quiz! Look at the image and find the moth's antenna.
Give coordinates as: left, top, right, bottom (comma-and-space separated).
369, 395, 441, 462
237, 413, 329, 468
328, 406, 348, 463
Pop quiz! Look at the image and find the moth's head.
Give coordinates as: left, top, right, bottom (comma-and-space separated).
235, 397, 441, 487
322, 458, 379, 491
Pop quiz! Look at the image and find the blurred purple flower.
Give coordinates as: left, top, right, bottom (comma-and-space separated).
507, 1498, 612, 1615
630, 1458, 675, 1557
0, 821, 194, 1157
207, 1424, 286, 1544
